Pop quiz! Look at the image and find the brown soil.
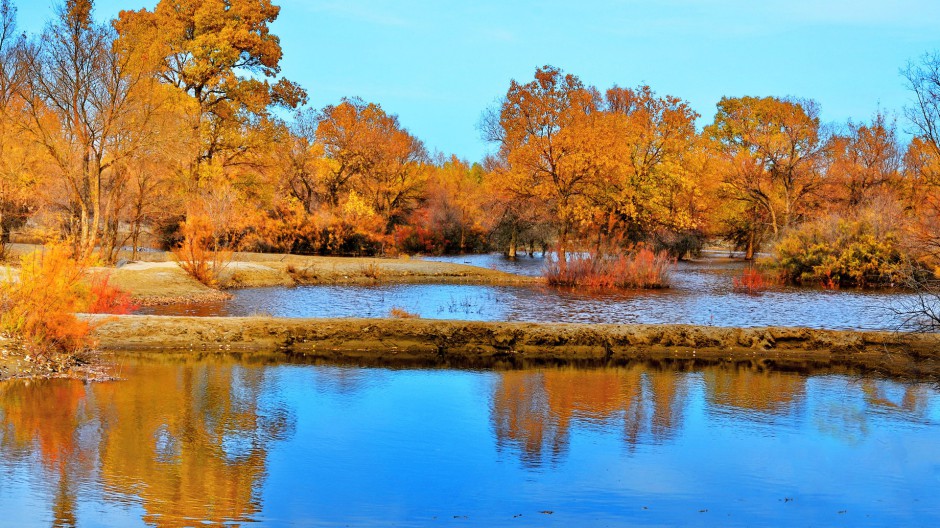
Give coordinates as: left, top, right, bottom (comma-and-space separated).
89, 316, 940, 380
0, 337, 30, 380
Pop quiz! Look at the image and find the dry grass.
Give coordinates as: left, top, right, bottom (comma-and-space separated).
389, 307, 420, 318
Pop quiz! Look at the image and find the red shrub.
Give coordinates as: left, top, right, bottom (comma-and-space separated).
544, 248, 673, 289
732, 267, 776, 294
88, 273, 138, 315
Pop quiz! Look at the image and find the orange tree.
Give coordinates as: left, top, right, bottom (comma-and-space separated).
488, 66, 608, 271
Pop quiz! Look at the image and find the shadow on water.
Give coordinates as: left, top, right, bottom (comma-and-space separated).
141, 255, 922, 331
1, 353, 938, 526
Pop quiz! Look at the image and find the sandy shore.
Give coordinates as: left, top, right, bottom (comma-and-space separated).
88, 316, 940, 380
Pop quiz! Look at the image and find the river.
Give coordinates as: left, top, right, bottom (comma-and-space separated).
0, 354, 937, 526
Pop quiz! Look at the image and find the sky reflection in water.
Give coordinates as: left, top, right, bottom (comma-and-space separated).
145, 255, 918, 330
0, 356, 938, 526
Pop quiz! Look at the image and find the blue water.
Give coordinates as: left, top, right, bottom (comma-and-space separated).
1, 356, 938, 526
143, 255, 921, 330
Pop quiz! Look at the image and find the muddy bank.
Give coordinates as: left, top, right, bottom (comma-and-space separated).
90, 316, 940, 380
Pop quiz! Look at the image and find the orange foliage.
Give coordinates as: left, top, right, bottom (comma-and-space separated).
389, 307, 420, 319
732, 267, 777, 294
88, 273, 138, 315
544, 247, 673, 289
0, 246, 92, 361
172, 212, 232, 287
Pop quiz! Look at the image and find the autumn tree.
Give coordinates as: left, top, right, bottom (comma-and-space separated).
315, 98, 428, 234
17, 0, 171, 259
824, 112, 902, 209
488, 66, 607, 269
114, 0, 306, 192
397, 155, 488, 254
601, 85, 704, 254
278, 108, 325, 214
707, 96, 824, 258
0, 0, 34, 253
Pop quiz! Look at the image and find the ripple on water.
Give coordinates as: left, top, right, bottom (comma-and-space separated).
140, 255, 925, 331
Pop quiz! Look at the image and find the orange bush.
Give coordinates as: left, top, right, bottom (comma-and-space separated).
732, 267, 776, 294
544, 248, 673, 289
0, 246, 92, 361
88, 273, 138, 315
173, 212, 232, 287
389, 307, 420, 318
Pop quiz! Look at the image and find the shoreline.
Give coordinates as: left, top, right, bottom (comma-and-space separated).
87, 316, 940, 380
103, 255, 539, 306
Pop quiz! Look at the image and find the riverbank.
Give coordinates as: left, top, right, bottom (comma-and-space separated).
3, 244, 537, 306
87, 316, 940, 380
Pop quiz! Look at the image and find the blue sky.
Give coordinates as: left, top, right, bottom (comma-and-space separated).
14, 0, 940, 161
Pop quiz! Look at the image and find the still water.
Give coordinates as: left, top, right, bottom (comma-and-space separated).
1, 355, 938, 526
143, 255, 919, 330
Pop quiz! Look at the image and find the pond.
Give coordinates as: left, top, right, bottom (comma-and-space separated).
142, 255, 923, 331
0, 355, 937, 526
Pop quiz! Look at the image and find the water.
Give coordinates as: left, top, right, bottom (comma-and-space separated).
143, 255, 920, 330
1, 355, 938, 526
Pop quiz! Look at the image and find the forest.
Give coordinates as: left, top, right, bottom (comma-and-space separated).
1, 0, 940, 290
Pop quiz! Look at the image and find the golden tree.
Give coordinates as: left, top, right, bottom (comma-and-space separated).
707, 96, 824, 257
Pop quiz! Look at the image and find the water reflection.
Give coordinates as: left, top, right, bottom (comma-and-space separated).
0, 380, 97, 527
0, 358, 293, 526
1, 357, 938, 526
141, 256, 917, 330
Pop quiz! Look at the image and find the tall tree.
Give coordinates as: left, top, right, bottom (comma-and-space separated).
707, 96, 823, 257
315, 98, 427, 232
114, 0, 306, 190
489, 66, 605, 269
904, 52, 940, 160
19, 0, 168, 259
0, 0, 34, 250
602, 85, 702, 247
824, 112, 901, 209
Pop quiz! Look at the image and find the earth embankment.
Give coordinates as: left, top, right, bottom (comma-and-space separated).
91, 316, 940, 379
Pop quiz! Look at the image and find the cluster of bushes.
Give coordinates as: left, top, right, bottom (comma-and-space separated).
0, 246, 135, 371
544, 247, 674, 290
774, 214, 910, 288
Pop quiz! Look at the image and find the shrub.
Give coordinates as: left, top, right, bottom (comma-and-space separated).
389, 307, 420, 318
775, 213, 908, 288
87, 273, 138, 315
173, 212, 232, 287
360, 262, 382, 280
732, 267, 777, 294
544, 247, 673, 289
0, 246, 92, 364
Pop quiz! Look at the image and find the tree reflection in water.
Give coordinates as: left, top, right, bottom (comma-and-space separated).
0, 358, 294, 526
490, 366, 691, 466
0, 358, 937, 525
0, 380, 97, 527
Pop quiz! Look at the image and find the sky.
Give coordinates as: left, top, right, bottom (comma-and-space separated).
13, 0, 940, 161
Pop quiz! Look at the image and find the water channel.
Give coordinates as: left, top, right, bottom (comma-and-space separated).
142, 254, 921, 331
1, 355, 938, 526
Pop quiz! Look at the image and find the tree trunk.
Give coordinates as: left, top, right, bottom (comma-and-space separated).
507, 228, 517, 259
557, 225, 568, 273
745, 230, 755, 261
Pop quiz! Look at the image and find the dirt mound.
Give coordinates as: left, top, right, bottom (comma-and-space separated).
91, 316, 940, 380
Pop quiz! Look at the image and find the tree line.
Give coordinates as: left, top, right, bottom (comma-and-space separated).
2, 0, 940, 287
